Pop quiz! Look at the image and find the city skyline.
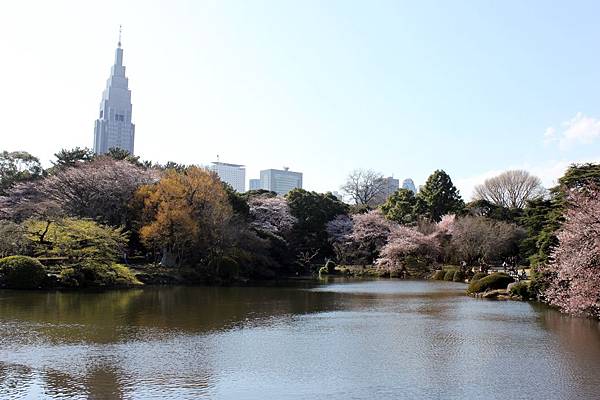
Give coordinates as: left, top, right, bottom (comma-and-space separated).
2, 1, 600, 199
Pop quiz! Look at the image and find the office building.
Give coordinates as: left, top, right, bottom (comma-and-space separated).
93, 31, 136, 155
259, 167, 302, 196
211, 162, 246, 192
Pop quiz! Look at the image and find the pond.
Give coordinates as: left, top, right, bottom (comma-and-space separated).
1, 279, 599, 399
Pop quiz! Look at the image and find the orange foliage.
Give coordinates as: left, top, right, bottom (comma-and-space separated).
135, 167, 232, 264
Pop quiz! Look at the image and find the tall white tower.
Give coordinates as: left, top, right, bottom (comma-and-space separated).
93, 27, 135, 155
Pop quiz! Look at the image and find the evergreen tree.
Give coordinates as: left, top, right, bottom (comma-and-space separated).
380, 188, 418, 224
416, 170, 464, 222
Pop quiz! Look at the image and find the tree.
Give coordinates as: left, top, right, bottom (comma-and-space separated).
0, 221, 30, 258
341, 169, 387, 206
380, 188, 418, 224
544, 185, 600, 318
416, 170, 464, 222
24, 218, 127, 265
248, 195, 296, 236
465, 199, 522, 223
325, 214, 354, 263
375, 226, 440, 274
51, 147, 95, 170
474, 170, 545, 209
135, 167, 232, 267
1, 157, 156, 227
286, 189, 348, 261
558, 163, 600, 189
450, 216, 524, 265
106, 147, 143, 167
349, 210, 395, 264
0, 151, 43, 195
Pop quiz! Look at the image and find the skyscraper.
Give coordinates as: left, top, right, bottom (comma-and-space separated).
93, 30, 135, 155
210, 162, 246, 192
402, 178, 417, 194
259, 167, 302, 196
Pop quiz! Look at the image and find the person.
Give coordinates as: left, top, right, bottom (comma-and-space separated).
502, 261, 508, 272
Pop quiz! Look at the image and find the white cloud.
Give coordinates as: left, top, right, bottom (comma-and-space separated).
455, 158, 600, 201
544, 112, 600, 149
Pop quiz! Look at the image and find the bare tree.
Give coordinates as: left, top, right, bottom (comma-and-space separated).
341, 169, 387, 206
473, 170, 545, 209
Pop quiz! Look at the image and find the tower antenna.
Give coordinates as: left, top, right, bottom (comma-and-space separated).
118, 25, 122, 48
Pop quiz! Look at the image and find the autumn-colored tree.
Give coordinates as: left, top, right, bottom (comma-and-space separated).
544, 185, 600, 318
136, 167, 232, 267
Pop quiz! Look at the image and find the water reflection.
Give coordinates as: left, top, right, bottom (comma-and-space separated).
0, 281, 599, 399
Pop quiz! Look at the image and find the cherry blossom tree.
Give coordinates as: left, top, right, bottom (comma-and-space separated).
544, 185, 600, 318
248, 196, 296, 237
375, 227, 440, 273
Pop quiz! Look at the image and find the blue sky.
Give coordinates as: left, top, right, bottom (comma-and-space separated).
1, 0, 599, 198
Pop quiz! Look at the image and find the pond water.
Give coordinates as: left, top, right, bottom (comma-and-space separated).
1, 279, 599, 399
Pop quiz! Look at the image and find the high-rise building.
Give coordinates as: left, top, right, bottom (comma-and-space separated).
259, 167, 302, 196
249, 179, 262, 191
384, 177, 399, 196
402, 178, 417, 194
211, 162, 246, 192
93, 31, 135, 155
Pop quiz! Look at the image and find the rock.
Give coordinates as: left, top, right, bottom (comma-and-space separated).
482, 289, 508, 299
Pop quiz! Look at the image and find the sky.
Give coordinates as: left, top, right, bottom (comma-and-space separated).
1, 0, 600, 199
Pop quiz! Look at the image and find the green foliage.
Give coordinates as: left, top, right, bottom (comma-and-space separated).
50, 147, 95, 171
0, 220, 29, 258
59, 261, 141, 288
466, 199, 522, 223
509, 281, 532, 299
416, 170, 464, 222
432, 270, 446, 280
453, 270, 465, 282
558, 163, 600, 189
467, 273, 514, 294
106, 147, 143, 167
221, 182, 250, 218
471, 272, 488, 282
443, 269, 456, 281
380, 188, 418, 224
0, 256, 47, 289
318, 265, 329, 275
286, 189, 348, 260
25, 218, 127, 264
519, 197, 562, 265
0, 151, 43, 195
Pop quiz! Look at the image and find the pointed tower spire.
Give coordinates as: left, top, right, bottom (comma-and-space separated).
118, 25, 122, 48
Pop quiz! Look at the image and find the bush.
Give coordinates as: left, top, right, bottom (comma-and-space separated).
443, 269, 456, 281
432, 270, 446, 280
509, 281, 532, 300
318, 266, 329, 275
453, 270, 465, 282
58, 261, 141, 288
0, 256, 47, 289
470, 272, 488, 282
467, 272, 514, 294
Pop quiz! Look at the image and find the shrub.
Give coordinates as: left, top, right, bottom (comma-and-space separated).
58, 261, 141, 288
453, 270, 465, 282
432, 270, 446, 280
471, 272, 488, 282
467, 272, 514, 294
443, 269, 456, 281
510, 281, 532, 300
0, 256, 47, 289
318, 266, 329, 275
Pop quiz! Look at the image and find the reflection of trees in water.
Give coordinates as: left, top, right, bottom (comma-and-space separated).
0, 285, 350, 398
